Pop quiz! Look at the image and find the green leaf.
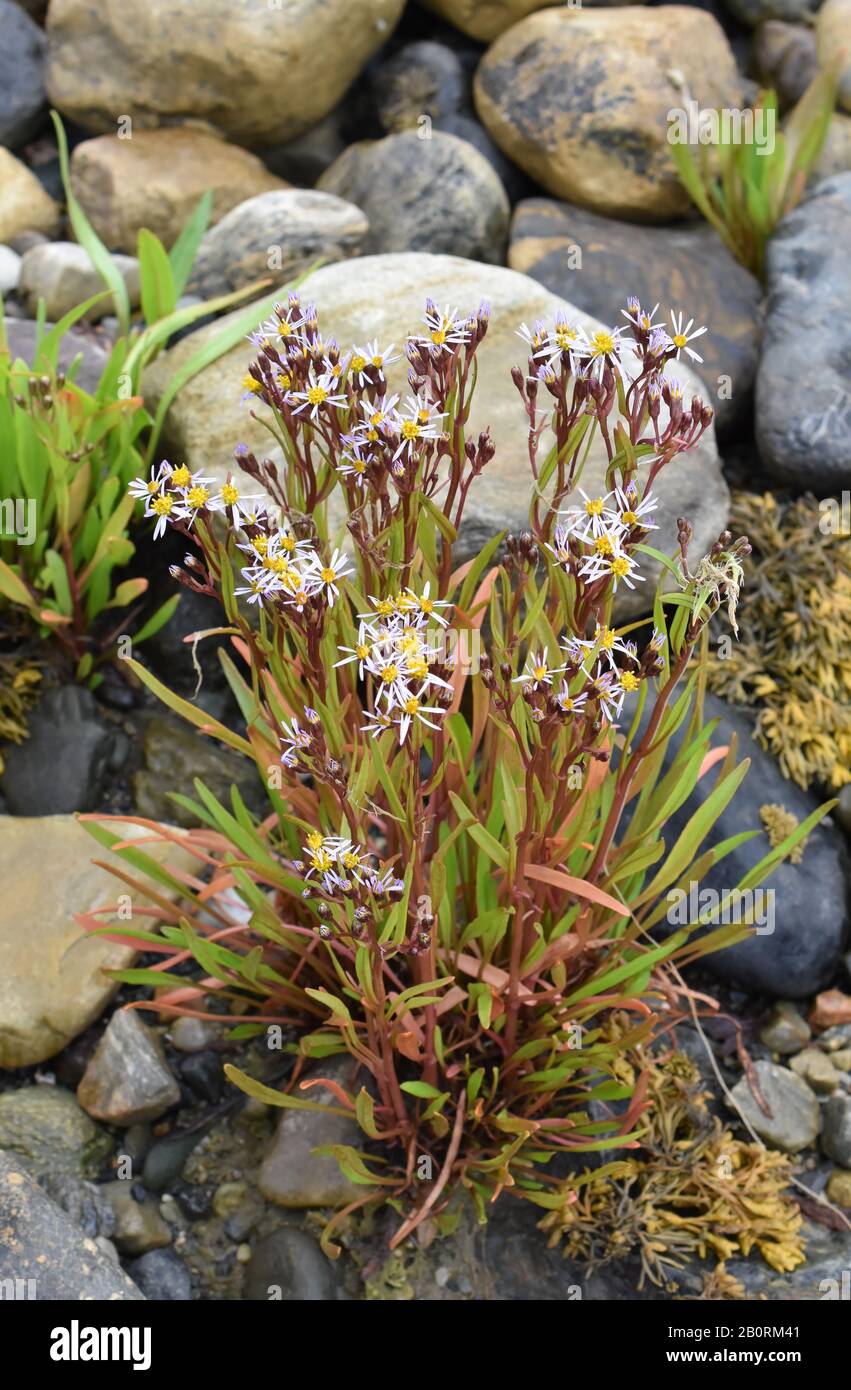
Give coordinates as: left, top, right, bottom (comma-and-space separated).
224, 1065, 353, 1117
138, 228, 177, 324
168, 191, 213, 298
51, 110, 131, 335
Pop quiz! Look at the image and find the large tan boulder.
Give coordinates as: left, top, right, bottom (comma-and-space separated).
474, 7, 743, 222
0, 816, 194, 1069
142, 252, 729, 619
418, 0, 569, 44
70, 129, 286, 252
46, 0, 406, 147
0, 148, 60, 243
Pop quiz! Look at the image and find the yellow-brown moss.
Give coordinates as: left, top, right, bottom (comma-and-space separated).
706, 490, 851, 790
538, 1050, 805, 1292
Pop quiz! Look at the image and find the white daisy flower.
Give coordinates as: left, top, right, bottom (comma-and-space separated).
391, 395, 446, 460
144, 490, 178, 540
668, 311, 708, 364
290, 371, 347, 420
512, 649, 566, 690
129, 461, 171, 501
305, 547, 352, 607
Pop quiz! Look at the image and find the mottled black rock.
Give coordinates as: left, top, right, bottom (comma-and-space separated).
172, 1182, 215, 1220
0, 1, 46, 150
318, 130, 510, 264
242, 1227, 340, 1301
0, 1152, 144, 1300
125, 1248, 193, 1301
756, 174, 851, 489
510, 198, 762, 437
653, 694, 849, 997
0, 683, 115, 812
178, 1050, 225, 1104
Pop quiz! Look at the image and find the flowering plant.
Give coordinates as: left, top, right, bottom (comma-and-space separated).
85, 292, 822, 1252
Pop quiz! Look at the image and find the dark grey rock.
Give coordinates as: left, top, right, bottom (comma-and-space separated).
318, 130, 510, 264
0, 1086, 112, 1179
0, 683, 116, 815
756, 174, 851, 488
728, 1060, 821, 1151
258, 106, 348, 186
125, 1247, 193, 1301
821, 1093, 851, 1166
142, 1125, 212, 1194
751, 19, 819, 109
242, 1227, 340, 1300
258, 1056, 365, 1209
133, 715, 267, 828
0, 0, 46, 150
509, 198, 762, 437
0, 1152, 144, 1300
36, 1171, 116, 1240
77, 1010, 180, 1127
372, 40, 467, 132
143, 587, 229, 694
2, 316, 111, 393
724, 0, 820, 26
656, 694, 849, 997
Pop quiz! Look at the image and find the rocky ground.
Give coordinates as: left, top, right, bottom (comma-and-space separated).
1, 0, 851, 1301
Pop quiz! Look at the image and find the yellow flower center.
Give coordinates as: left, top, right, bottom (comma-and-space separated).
321, 567, 337, 585
307, 831, 323, 850
590, 331, 615, 356
401, 420, 420, 441
673, 333, 687, 349
351, 355, 367, 372
151, 495, 173, 516
404, 697, 419, 715
307, 386, 327, 407
186, 485, 209, 509
609, 557, 630, 578
620, 671, 640, 692
595, 535, 614, 557
171, 465, 191, 488
380, 665, 399, 683
222, 484, 239, 505
585, 498, 604, 517
533, 665, 548, 681
243, 374, 261, 394
356, 644, 370, 660
621, 509, 638, 526
431, 328, 446, 345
